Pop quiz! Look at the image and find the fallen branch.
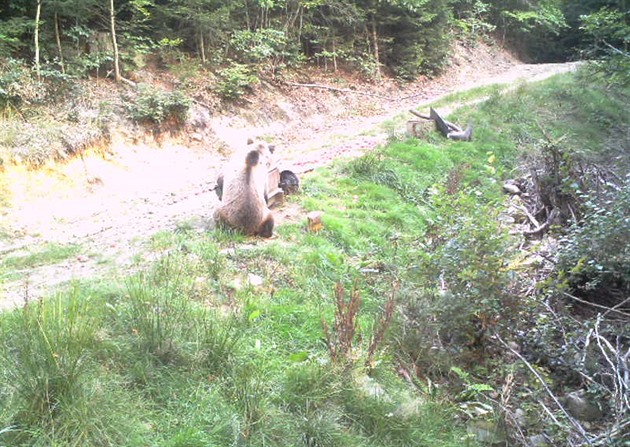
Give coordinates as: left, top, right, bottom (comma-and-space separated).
408, 109, 462, 132
523, 207, 558, 237
561, 292, 630, 318
515, 204, 541, 228
285, 82, 394, 100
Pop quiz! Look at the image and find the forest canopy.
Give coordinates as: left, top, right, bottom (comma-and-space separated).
0, 0, 628, 82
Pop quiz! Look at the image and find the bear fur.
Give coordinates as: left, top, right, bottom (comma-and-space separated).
213, 140, 274, 237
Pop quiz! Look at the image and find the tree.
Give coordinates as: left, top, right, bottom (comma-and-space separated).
34, 0, 42, 80
109, 0, 121, 81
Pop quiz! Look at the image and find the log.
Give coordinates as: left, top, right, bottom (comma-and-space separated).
409, 109, 462, 132
408, 108, 472, 141
430, 107, 452, 137
447, 124, 473, 141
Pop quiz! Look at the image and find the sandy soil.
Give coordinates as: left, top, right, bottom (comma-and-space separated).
0, 42, 581, 309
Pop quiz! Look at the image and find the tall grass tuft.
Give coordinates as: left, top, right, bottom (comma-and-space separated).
0, 289, 97, 426
119, 255, 197, 364
0, 289, 146, 446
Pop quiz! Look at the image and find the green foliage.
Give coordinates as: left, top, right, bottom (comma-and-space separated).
0, 59, 75, 110
453, 1, 496, 43
556, 177, 630, 303
0, 17, 31, 57
0, 59, 44, 110
125, 84, 191, 125
214, 63, 259, 100
1, 243, 82, 281
0, 0, 623, 86
229, 28, 300, 72
580, 7, 630, 87
0, 291, 97, 423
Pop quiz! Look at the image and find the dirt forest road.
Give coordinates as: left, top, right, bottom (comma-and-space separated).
0, 50, 582, 309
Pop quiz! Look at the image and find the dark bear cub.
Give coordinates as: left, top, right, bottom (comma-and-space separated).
213, 140, 274, 237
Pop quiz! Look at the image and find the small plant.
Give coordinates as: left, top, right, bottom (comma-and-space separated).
116, 255, 204, 366
0, 58, 44, 109
322, 280, 396, 368
321, 281, 363, 364
125, 83, 191, 125
214, 63, 259, 101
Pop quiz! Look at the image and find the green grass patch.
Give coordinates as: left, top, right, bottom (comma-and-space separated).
1, 243, 83, 282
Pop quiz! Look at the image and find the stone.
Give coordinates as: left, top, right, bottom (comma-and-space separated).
528, 434, 550, 447
503, 182, 522, 195
565, 390, 603, 422
247, 273, 264, 287
467, 419, 507, 446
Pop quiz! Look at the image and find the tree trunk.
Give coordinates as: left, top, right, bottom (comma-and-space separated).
199, 32, 206, 64
54, 12, 65, 74
110, 0, 121, 82
371, 16, 381, 80
34, 0, 42, 81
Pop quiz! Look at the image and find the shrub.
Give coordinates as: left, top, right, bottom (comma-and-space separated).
0, 59, 44, 110
125, 84, 191, 125
397, 190, 519, 376
214, 63, 259, 101
555, 176, 630, 306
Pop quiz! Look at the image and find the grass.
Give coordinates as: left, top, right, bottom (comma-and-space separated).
1, 71, 628, 446
0, 243, 83, 282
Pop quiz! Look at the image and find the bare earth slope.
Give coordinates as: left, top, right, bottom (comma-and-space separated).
0, 43, 581, 308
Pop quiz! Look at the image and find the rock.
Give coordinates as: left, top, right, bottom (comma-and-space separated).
565, 390, 603, 422
498, 213, 516, 225
467, 419, 507, 446
355, 374, 388, 400
247, 273, 264, 287
528, 434, 550, 447
513, 408, 527, 427
503, 182, 522, 195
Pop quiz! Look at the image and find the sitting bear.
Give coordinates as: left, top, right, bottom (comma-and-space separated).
213, 139, 275, 237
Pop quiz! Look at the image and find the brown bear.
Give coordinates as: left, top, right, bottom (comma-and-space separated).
213, 140, 274, 237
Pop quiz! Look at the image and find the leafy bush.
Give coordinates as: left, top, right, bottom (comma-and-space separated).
0, 59, 45, 110
555, 176, 630, 305
580, 7, 630, 87
397, 190, 519, 376
214, 63, 259, 100
125, 84, 191, 125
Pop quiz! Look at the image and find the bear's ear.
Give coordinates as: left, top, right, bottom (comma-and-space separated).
247, 138, 254, 145
268, 144, 275, 154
